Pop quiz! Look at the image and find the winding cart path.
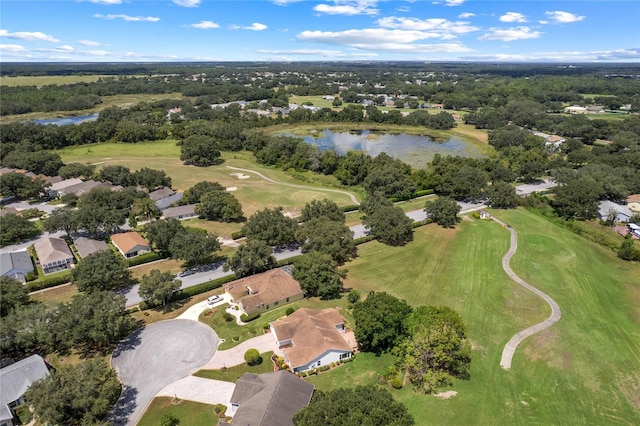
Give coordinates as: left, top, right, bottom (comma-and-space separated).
493, 217, 562, 370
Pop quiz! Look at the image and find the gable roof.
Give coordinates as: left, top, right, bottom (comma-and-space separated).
49, 178, 83, 192
271, 308, 352, 369
0, 355, 50, 408
110, 232, 149, 254
224, 269, 303, 310
162, 204, 196, 219
74, 237, 109, 259
626, 194, 640, 204
230, 371, 314, 426
155, 192, 184, 210
598, 200, 632, 219
0, 251, 34, 276
34, 237, 73, 265
148, 186, 175, 201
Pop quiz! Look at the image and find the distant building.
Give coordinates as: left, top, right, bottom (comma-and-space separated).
0, 251, 34, 283
598, 200, 632, 223
74, 237, 109, 259
154, 192, 183, 211
0, 355, 50, 426
162, 204, 197, 220
564, 105, 587, 114
110, 232, 151, 258
229, 371, 314, 426
34, 237, 74, 275
148, 186, 175, 202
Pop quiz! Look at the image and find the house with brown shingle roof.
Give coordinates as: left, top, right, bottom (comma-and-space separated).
223, 268, 304, 315
229, 371, 314, 426
270, 308, 354, 373
34, 237, 74, 274
110, 231, 150, 258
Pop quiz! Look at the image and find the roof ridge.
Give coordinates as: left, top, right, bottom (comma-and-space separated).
258, 371, 285, 426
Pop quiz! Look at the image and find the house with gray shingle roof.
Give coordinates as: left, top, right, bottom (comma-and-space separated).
154, 192, 183, 211
0, 355, 50, 426
74, 237, 109, 259
34, 237, 74, 274
162, 204, 197, 220
229, 371, 314, 426
0, 251, 34, 283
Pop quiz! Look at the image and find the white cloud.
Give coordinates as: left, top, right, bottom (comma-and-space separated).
88, 0, 122, 4
35, 45, 76, 53
500, 12, 527, 23
173, 0, 201, 7
272, 0, 303, 4
458, 12, 474, 18
478, 26, 542, 41
0, 44, 26, 52
463, 48, 640, 62
351, 42, 472, 53
313, 1, 379, 16
245, 23, 268, 31
376, 16, 479, 35
93, 14, 160, 22
191, 21, 220, 29
544, 11, 585, 24
78, 39, 104, 46
397, 6, 410, 13
257, 48, 378, 58
0, 29, 60, 42
444, 0, 465, 6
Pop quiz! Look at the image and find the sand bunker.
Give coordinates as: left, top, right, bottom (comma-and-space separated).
218, 237, 240, 247
226, 186, 238, 191
230, 173, 250, 179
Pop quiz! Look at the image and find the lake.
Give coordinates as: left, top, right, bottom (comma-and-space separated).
296, 129, 486, 168
33, 113, 99, 126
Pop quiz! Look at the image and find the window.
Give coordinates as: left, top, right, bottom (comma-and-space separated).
286, 297, 290, 302
340, 352, 351, 360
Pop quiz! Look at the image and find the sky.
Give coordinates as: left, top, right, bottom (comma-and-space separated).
1, 0, 639, 62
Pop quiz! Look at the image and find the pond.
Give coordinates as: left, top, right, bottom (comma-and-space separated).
295, 129, 487, 168
33, 113, 99, 126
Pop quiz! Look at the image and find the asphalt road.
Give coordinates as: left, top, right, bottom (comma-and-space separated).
109, 319, 219, 426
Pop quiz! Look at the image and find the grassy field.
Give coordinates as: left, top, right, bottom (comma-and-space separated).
0, 75, 118, 87
332, 209, 640, 425
57, 142, 359, 221
137, 397, 219, 426
194, 351, 275, 382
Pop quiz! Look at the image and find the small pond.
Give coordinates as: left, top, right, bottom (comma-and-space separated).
295, 129, 486, 168
33, 113, 99, 126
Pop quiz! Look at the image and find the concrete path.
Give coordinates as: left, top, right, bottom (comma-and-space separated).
176, 294, 231, 321
493, 217, 562, 370
226, 166, 361, 205
156, 376, 235, 407
203, 333, 283, 370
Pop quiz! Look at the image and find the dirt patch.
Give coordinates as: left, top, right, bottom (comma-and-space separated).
523, 329, 561, 368
617, 373, 640, 410
434, 390, 458, 399
226, 186, 238, 192
230, 173, 250, 179
283, 210, 299, 218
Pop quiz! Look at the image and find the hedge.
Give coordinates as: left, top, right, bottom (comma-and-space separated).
126, 251, 167, 267
276, 256, 301, 267
389, 188, 434, 203
168, 273, 238, 302
353, 235, 376, 245
340, 204, 361, 213
27, 272, 72, 292
231, 231, 246, 240
240, 311, 261, 323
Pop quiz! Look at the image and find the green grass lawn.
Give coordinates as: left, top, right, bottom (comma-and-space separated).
338, 209, 640, 425
194, 351, 275, 382
57, 142, 358, 218
137, 397, 219, 426
200, 296, 353, 350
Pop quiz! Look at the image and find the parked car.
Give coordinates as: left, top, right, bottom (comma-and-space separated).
207, 295, 222, 305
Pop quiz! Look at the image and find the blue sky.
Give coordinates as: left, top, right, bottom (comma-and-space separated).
1, 0, 638, 62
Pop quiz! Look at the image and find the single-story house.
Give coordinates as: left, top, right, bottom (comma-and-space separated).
625, 194, 640, 213
148, 186, 175, 202
0, 207, 20, 218
229, 371, 314, 426
162, 204, 198, 220
47, 178, 83, 198
57, 180, 103, 197
586, 105, 605, 114
270, 308, 354, 373
629, 223, 640, 238
478, 209, 491, 220
0, 355, 50, 426
34, 237, 74, 275
223, 268, 304, 315
564, 105, 587, 114
0, 251, 34, 283
110, 232, 151, 258
74, 237, 109, 259
598, 200, 632, 223
154, 192, 183, 211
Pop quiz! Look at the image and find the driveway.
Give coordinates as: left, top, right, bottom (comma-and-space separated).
109, 320, 219, 426
203, 333, 283, 370
156, 376, 235, 407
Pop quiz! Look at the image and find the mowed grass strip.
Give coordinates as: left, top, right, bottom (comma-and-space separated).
339, 209, 640, 425
137, 397, 218, 426
194, 351, 275, 382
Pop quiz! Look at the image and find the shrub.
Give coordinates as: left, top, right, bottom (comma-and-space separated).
240, 311, 261, 322
347, 289, 360, 304
472, 211, 481, 219
126, 251, 166, 267
391, 377, 403, 389
244, 348, 261, 366
160, 413, 179, 426
231, 230, 246, 240
263, 323, 270, 330
223, 312, 234, 322
319, 365, 330, 372
340, 204, 360, 213
214, 404, 227, 416
285, 307, 295, 316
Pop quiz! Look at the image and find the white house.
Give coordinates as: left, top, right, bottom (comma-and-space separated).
0, 251, 34, 283
270, 308, 354, 373
598, 200, 632, 223
0, 355, 50, 426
